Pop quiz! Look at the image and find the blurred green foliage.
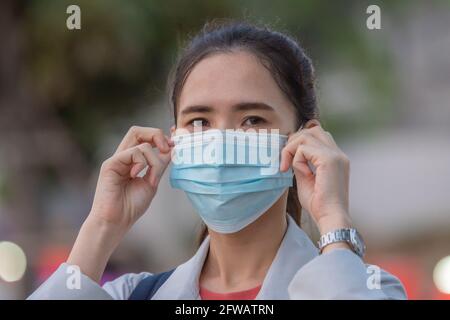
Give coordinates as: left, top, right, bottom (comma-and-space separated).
22, 0, 418, 162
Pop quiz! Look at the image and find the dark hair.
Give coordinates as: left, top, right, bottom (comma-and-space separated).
168, 20, 319, 246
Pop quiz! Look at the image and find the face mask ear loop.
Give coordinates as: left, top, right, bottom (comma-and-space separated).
298, 123, 305, 131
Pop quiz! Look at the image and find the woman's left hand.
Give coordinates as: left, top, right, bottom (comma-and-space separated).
280, 120, 353, 236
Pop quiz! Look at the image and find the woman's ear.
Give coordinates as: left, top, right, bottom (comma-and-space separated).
304, 119, 321, 129
170, 125, 176, 136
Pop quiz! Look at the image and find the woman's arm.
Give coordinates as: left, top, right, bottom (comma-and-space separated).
28, 127, 173, 300
282, 120, 406, 299
29, 127, 172, 299
281, 120, 355, 252
288, 248, 407, 299
66, 126, 172, 283
66, 215, 128, 283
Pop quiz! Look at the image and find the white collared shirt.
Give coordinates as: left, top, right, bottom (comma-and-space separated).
28, 215, 407, 300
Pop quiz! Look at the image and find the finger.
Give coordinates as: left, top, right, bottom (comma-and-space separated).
304, 124, 337, 148
165, 135, 175, 147
115, 126, 170, 154
130, 161, 147, 178
107, 147, 148, 178
292, 144, 316, 179
137, 143, 169, 187
291, 146, 317, 205
324, 131, 337, 146
281, 132, 322, 171
144, 151, 172, 187
287, 131, 323, 148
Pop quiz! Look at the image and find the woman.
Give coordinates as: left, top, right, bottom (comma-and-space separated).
29, 21, 406, 300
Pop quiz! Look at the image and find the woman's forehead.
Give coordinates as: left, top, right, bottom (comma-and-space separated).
178, 51, 292, 112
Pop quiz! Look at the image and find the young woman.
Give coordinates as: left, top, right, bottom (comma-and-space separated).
29, 21, 406, 300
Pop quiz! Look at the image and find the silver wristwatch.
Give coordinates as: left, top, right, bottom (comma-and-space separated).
317, 228, 366, 258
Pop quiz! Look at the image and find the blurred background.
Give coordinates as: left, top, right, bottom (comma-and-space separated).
0, 0, 449, 299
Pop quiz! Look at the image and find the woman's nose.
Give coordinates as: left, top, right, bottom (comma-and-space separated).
214, 119, 235, 130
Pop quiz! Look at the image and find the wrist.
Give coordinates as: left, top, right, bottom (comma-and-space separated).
320, 241, 352, 254
316, 215, 366, 258
85, 213, 130, 238
81, 214, 128, 257
67, 214, 127, 283
316, 211, 352, 235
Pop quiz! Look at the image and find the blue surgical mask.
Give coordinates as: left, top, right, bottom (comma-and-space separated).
169, 129, 293, 234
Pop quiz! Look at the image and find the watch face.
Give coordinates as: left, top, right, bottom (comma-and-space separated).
350, 229, 366, 257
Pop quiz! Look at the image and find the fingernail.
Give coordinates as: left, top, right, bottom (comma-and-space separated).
166, 136, 175, 146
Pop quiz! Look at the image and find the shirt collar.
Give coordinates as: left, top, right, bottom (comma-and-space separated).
152, 214, 319, 299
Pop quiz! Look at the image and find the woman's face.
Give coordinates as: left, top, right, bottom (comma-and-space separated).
176, 50, 298, 135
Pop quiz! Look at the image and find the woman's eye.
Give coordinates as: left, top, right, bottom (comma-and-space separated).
242, 116, 267, 127
188, 118, 210, 128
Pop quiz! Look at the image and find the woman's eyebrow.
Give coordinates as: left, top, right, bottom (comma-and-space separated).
233, 102, 275, 112
180, 105, 215, 115
180, 102, 275, 115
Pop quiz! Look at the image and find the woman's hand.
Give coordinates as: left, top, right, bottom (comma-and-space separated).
67, 126, 173, 282
280, 120, 353, 239
90, 126, 172, 230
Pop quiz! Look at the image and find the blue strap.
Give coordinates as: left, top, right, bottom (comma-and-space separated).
128, 268, 176, 300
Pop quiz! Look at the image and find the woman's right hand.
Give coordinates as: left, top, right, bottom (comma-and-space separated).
67, 126, 173, 283
90, 126, 173, 231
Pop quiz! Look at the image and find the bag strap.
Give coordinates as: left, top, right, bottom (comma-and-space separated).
128, 268, 176, 300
